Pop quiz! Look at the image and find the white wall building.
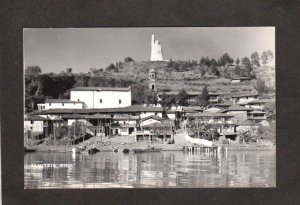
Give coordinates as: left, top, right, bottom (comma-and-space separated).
70, 87, 131, 109
38, 99, 85, 110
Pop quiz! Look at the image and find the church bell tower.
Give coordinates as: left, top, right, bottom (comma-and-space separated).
149, 68, 157, 91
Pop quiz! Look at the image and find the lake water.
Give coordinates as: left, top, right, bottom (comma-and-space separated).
24, 149, 276, 188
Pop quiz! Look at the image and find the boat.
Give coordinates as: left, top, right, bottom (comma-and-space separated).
122, 148, 130, 153
88, 148, 100, 154
133, 147, 162, 153
24, 147, 37, 153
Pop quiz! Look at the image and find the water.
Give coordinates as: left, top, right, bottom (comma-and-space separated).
24, 150, 276, 188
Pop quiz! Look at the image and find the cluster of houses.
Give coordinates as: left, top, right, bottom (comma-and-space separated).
25, 69, 273, 144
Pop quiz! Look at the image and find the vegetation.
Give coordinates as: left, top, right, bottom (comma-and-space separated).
197, 85, 209, 107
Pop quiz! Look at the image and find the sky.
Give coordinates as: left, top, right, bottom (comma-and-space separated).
24, 27, 275, 73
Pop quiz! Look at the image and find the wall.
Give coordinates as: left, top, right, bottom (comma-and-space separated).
227, 111, 248, 122
24, 120, 44, 133
70, 90, 131, 109
167, 113, 176, 120
45, 102, 83, 110
236, 96, 258, 104
140, 112, 162, 119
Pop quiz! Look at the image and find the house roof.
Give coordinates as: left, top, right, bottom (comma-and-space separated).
34, 106, 163, 115
70, 87, 131, 92
141, 115, 165, 122
61, 113, 85, 119
143, 121, 173, 129
157, 91, 223, 96
238, 120, 260, 126
182, 106, 203, 112
186, 112, 233, 118
45, 99, 84, 103
232, 93, 258, 98
247, 99, 273, 104
222, 105, 254, 112
24, 115, 46, 121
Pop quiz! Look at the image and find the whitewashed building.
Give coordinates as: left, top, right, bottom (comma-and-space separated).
70, 87, 131, 109
38, 99, 85, 110
232, 93, 259, 104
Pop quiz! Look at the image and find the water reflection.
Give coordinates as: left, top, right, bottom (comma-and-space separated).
24, 150, 275, 188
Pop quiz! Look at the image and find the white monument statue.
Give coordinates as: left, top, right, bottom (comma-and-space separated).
151, 34, 164, 61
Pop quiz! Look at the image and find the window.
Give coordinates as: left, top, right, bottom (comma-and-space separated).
100, 99, 102, 103
78, 99, 80, 101
119, 99, 122, 104
155, 113, 157, 116
152, 85, 154, 90
62, 103, 64, 106
30, 120, 34, 124
49, 103, 51, 106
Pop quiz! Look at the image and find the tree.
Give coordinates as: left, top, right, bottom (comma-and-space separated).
209, 64, 220, 76
266, 50, 274, 63
197, 85, 209, 107
235, 58, 240, 65
25, 65, 42, 76
234, 65, 243, 76
261, 51, 268, 64
218, 53, 233, 66
106, 63, 116, 72
66, 68, 73, 73
241, 57, 253, 77
176, 89, 188, 106
124, 57, 135, 63
250, 52, 260, 66
210, 58, 217, 66
159, 92, 176, 110
147, 91, 158, 106
255, 78, 268, 96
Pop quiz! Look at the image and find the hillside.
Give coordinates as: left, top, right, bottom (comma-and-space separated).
100, 61, 275, 95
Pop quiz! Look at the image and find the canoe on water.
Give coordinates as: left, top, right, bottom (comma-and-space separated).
24, 147, 37, 153
133, 147, 162, 153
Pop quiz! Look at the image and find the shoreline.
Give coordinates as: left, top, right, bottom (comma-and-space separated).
28, 142, 276, 153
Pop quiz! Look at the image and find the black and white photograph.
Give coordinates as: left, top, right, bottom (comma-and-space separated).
23, 27, 276, 189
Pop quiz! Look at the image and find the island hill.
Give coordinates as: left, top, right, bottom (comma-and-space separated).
25, 58, 275, 112
24, 57, 276, 153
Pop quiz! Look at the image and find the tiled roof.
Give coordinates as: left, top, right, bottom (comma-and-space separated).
71, 87, 131, 92
45, 99, 84, 103
222, 105, 254, 112
24, 115, 46, 121
247, 99, 273, 104
36, 106, 163, 115
186, 112, 233, 118
232, 93, 258, 98
141, 115, 165, 122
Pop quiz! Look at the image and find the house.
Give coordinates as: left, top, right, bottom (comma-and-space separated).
208, 92, 223, 104
38, 99, 85, 110
157, 91, 223, 104
230, 76, 250, 83
136, 121, 173, 142
236, 120, 260, 134
246, 99, 273, 111
222, 105, 254, 122
70, 87, 131, 109
231, 92, 259, 104
185, 112, 237, 137
247, 110, 267, 121
140, 115, 165, 126
24, 115, 46, 136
